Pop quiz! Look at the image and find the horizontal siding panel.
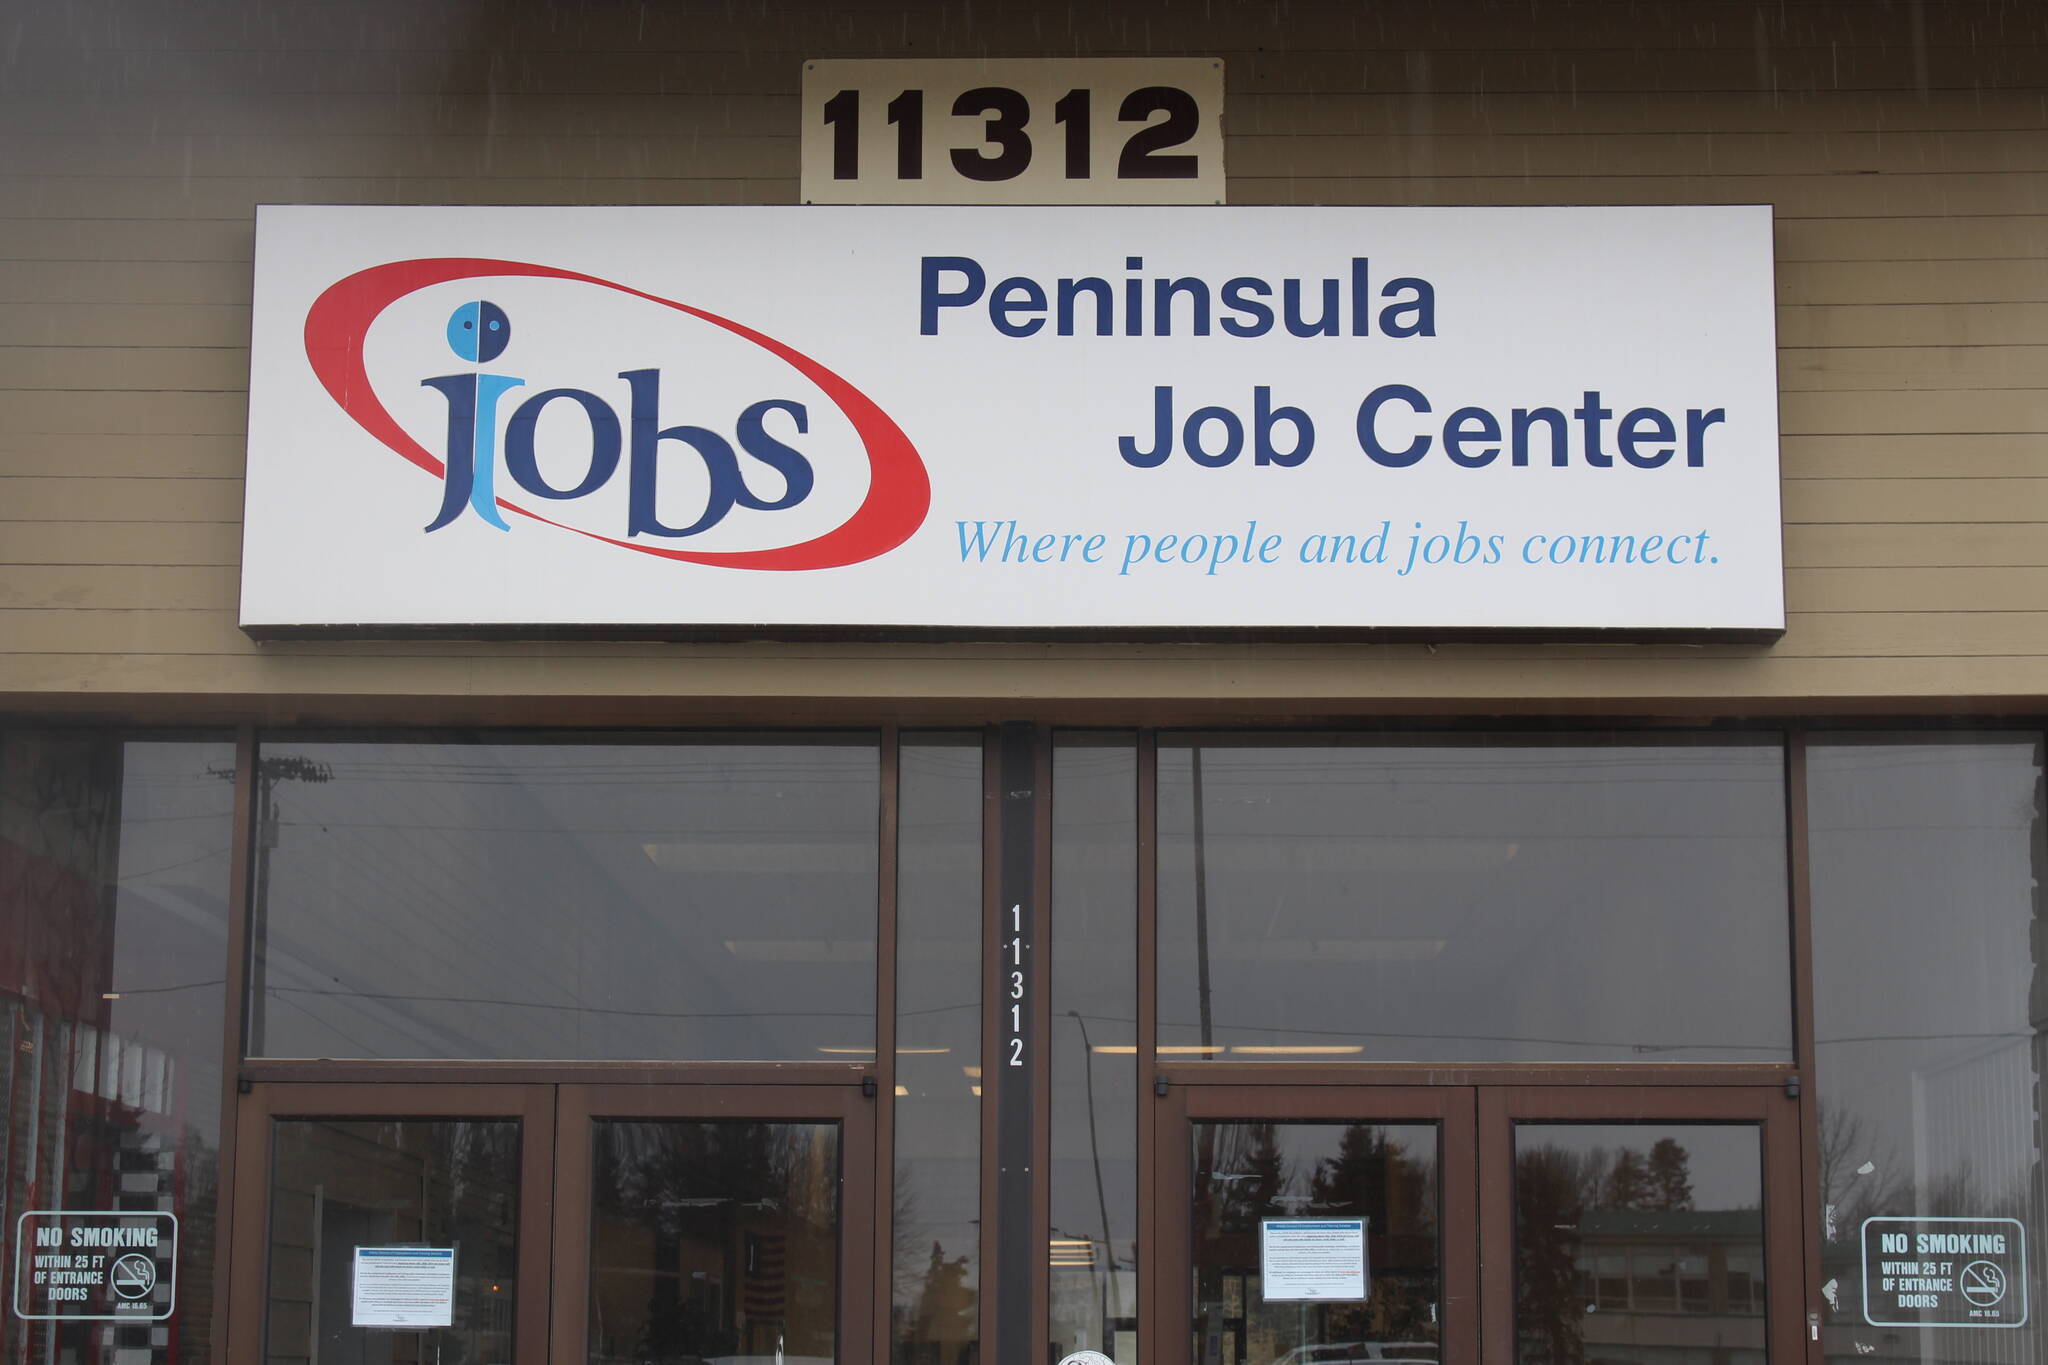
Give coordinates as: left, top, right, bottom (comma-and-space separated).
1779, 346, 2048, 392
0, 91, 800, 139
1780, 389, 2048, 436
1779, 259, 2048, 307
14, 0, 2041, 57
0, 347, 249, 391
0, 434, 247, 480
0, 173, 784, 218
0, 131, 797, 181
1231, 129, 2048, 180
1786, 566, 2048, 613
0, 218, 256, 263
7, 41, 2045, 101
1784, 478, 2048, 523
0, 476, 243, 523
0, 521, 241, 566
0, 303, 251, 348
0, 260, 252, 306
0, 392, 247, 436
1780, 610, 2048, 656
1776, 216, 2048, 263
1778, 302, 2048, 348
1785, 522, 2048, 568
1231, 89, 2048, 138
1229, 173, 2048, 218
1782, 433, 2048, 480
0, 566, 237, 611
1228, 46, 2048, 96
0, 48, 804, 98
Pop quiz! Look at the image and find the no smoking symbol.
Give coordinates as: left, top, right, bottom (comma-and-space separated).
1962, 1260, 2007, 1308
110, 1254, 156, 1300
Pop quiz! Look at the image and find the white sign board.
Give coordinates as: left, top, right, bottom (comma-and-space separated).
351, 1246, 455, 1328
801, 59, 1225, 204
241, 205, 1783, 636
1261, 1218, 1368, 1302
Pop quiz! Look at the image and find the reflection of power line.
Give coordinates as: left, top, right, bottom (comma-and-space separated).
100, 979, 224, 997
214, 756, 333, 1050
1068, 1010, 1121, 1331
266, 986, 881, 1021
1157, 1015, 1789, 1053
1819, 1032, 2040, 1046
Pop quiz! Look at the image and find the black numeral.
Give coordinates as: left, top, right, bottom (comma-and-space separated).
951, 85, 1032, 181
1053, 87, 1089, 179
1118, 85, 1200, 179
886, 88, 923, 179
822, 88, 859, 180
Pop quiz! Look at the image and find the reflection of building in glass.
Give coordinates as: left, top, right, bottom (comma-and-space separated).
589, 1120, 840, 1365
1572, 1210, 1767, 1365
1193, 1122, 1441, 1365
1517, 1130, 1766, 1365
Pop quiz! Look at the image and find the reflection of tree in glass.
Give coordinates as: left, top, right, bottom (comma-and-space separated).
890, 1161, 978, 1365
593, 1122, 831, 1365
903, 1241, 977, 1360
1516, 1140, 1699, 1365
1201, 1122, 1288, 1239
1516, 1144, 1596, 1365
1310, 1125, 1437, 1346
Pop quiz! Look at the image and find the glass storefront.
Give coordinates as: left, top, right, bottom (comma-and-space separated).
1156, 736, 1792, 1064
1811, 736, 2048, 1365
3, 734, 235, 1365
7, 722, 2047, 1365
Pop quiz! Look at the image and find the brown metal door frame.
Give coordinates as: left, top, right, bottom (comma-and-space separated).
1153, 1081, 1804, 1365
226, 1082, 558, 1365
551, 1082, 878, 1365
1152, 1084, 1483, 1365
1475, 1084, 1805, 1365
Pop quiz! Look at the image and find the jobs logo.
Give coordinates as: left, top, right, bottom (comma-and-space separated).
303, 258, 929, 570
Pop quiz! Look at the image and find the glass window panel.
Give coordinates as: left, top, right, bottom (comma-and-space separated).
1513, 1124, 1765, 1365
1811, 735, 2048, 1362
590, 1119, 839, 1364
1051, 734, 1138, 1365
249, 736, 879, 1060
1158, 737, 1790, 1063
265, 1118, 519, 1365
2, 733, 234, 1365
893, 735, 982, 1365
1191, 1122, 1441, 1365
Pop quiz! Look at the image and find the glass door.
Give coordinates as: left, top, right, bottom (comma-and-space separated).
229, 1083, 556, 1365
1476, 1087, 1805, 1365
230, 1081, 875, 1365
1157, 1085, 1804, 1365
1155, 1086, 1481, 1365
553, 1084, 875, 1365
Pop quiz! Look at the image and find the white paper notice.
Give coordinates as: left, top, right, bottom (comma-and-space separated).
1261, 1219, 1368, 1302
351, 1246, 456, 1328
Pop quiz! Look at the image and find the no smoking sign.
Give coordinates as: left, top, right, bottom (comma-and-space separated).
1862, 1217, 2027, 1328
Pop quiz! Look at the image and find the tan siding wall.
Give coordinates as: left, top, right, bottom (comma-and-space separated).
4, 0, 2047, 713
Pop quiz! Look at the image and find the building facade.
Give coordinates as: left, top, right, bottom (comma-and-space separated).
4, 4, 2048, 1365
